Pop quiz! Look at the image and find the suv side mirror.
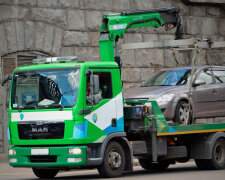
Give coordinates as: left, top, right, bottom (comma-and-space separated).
193, 79, 206, 87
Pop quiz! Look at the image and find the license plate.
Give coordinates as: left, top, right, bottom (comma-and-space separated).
31, 149, 49, 155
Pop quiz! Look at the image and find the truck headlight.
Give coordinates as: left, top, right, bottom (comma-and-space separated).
68, 148, 82, 155
156, 94, 174, 104
8, 149, 16, 155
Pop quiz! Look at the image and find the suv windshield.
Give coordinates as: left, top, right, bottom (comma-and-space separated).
11, 68, 80, 109
141, 69, 191, 87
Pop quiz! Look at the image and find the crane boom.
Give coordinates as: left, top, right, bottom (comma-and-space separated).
99, 7, 183, 63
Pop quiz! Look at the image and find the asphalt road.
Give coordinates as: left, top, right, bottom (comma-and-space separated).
0, 162, 225, 180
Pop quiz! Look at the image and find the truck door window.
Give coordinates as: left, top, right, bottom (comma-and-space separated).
86, 72, 112, 105
95, 72, 112, 99
86, 77, 92, 105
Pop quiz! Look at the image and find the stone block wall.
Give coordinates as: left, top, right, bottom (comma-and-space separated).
0, 0, 224, 159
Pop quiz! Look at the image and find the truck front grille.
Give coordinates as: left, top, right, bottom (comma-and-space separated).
30, 155, 57, 163
18, 122, 65, 140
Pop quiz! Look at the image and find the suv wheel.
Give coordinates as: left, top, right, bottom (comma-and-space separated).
174, 101, 192, 124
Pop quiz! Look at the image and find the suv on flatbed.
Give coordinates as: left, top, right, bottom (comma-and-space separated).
124, 66, 225, 124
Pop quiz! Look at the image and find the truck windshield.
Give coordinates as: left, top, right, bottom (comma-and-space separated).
141, 69, 191, 87
11, 68, 80, 110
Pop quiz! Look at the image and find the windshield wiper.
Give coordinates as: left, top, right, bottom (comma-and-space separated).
157, 85, 172, 86
23, 101, 38, 109
18, 106, 24, 112
17, 104, 37, 111
48, 104, 64, 110
140, 85, 148, 87
24, 104, 37, 109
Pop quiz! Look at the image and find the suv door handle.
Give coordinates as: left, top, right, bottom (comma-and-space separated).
212, 89, 217, 94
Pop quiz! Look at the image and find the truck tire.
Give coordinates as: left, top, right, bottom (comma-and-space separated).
176, 157, 190, 163
174, 101, 192, 124
98, 141, 125, 178
211, 138, 225, 169
195, 138, 225, 170
32, 168, 59, 179
138, 159, 169, 171
195, 159, 212, 170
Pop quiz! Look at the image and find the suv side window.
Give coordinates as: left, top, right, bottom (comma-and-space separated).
213, 68, 225, 84
196, 69, 213, 85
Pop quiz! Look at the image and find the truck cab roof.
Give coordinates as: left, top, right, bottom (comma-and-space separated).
14, 61, 119, 72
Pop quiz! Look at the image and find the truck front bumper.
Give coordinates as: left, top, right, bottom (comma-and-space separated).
8, 146, 87, 167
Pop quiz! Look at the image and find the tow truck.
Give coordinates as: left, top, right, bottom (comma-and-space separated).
4, 6, 225, 179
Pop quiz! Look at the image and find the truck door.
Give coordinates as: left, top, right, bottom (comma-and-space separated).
84, 70, 123, 142
192, 67, 218, 118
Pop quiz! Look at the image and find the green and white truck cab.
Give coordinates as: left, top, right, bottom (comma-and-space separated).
8, 58, 125, 166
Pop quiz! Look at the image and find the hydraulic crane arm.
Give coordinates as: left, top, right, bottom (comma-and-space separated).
99, 7, 183, 63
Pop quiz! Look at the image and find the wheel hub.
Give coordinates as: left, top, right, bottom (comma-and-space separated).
179, 104, 189, 123
108, 150, 121, 169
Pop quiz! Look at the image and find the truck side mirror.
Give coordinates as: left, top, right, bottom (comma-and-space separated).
192, 79, 206, 87
90, 74, 101, 105
1, 74, 12, 86
2, 75, 12, 111
90, 75, 100, 95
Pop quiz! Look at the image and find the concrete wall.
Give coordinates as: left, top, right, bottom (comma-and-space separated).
0, 0, 224, 159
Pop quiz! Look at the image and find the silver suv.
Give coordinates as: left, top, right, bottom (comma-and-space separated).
124, 66, 225, 124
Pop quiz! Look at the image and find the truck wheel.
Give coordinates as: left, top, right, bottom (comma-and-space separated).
32, 168, 59, 179
211, 138, 225, 169
176, 157, 190, 163
98, 141, 125, 178
195, 139, 225, 170
174, 101, 192, 124
139, 159, 169, 171
195, 159, 212, 170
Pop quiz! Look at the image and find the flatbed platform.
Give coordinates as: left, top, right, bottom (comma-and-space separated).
157, 123, 225, 136
125, 100, 225, 137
